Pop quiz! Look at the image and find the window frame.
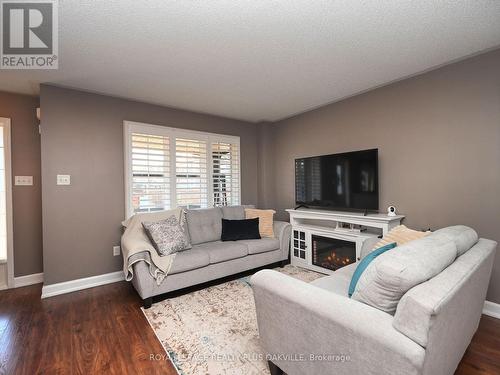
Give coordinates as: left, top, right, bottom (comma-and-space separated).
123, 120, 241, 218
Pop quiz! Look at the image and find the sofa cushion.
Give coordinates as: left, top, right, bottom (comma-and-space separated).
310, 263, 357, 297
221, 205, 255, 220
352, 232, 458, 314
169, 248, 210, 275
186, 208, 223, 245
432, 225, 478, 256
193, 241, 248, 264
238, 238, 280, 254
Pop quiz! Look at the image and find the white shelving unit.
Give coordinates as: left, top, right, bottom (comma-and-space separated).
286, 208, 404, 275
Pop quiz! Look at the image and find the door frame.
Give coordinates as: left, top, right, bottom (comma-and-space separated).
0, 118, 14, 288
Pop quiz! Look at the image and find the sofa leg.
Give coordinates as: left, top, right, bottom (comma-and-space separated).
268, 361, 284, 375
280, 260, 288, 268
143, 297, 153, 309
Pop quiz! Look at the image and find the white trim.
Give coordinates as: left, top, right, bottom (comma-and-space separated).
123, 121, 133, 219
14, 272, 44, 288
483, 300, 500, 319
0, 118, 14, 289
124, 120, 241, 142
41, 271, 124, 299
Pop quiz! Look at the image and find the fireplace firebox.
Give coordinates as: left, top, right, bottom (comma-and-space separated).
312, 235, 356, 271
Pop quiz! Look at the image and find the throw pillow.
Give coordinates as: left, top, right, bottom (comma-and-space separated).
142, 215, 192, 256
221, 218, 261, 241
372, 225, 429, 249
245, 208, 275, 238
348, 242, 397, 297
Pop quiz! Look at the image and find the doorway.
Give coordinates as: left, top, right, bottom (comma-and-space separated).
0, 118, 13, 289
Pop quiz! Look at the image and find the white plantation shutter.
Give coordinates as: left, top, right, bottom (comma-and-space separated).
212, 141, 240, 206
130, 133, 170, 213
124, 122, 241, 218
175, 138, 208, 209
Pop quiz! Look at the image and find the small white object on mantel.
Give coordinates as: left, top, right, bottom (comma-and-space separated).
387, 205, 397, 216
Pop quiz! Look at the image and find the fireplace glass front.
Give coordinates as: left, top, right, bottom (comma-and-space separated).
312, 235, 356, 271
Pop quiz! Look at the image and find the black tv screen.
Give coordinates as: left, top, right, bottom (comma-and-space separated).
295, 149, 379, 211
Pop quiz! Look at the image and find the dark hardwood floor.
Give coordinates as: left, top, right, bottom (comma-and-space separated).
0, 281, 499, 375
0, 282, 177, 375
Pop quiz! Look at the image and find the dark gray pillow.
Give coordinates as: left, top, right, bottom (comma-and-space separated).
142, 215, 192, 256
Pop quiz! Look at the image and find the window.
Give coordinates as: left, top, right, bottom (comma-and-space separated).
130, 132, 170, 214
212, 141, 240, 207
175, 138, 208, 209
124, 121, 240, 217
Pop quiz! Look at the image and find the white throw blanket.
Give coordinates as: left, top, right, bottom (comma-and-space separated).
121, 208, 184, 285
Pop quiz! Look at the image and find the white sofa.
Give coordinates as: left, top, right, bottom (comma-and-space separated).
251, 226, 497, 375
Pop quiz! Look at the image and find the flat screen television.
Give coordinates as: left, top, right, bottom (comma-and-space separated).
295, 149, 378, 212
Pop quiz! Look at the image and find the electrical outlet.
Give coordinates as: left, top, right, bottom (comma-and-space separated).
113, 246, 121, 256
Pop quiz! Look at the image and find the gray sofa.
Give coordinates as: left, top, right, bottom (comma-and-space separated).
132, 205, 291, 308
251, 226, 497, 375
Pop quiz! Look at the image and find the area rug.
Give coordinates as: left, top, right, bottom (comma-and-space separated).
142, 265, 322, 375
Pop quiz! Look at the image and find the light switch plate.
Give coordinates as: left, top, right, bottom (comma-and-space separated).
15, 176, 33, 186
113, 246, 121, 256
57, 174, 71, 185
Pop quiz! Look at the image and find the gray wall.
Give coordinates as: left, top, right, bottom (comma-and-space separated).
264, 49, 500, 303
39, 49, 500, 302
0, 91, 43, 277
40, 85, 259, 285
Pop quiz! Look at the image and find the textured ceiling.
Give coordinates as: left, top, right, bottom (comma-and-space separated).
1, 1, 500, 122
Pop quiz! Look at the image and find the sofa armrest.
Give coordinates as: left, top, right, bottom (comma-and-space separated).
251, 270, 424, 375
131, 261, 155, 299
274, 220, 292, 260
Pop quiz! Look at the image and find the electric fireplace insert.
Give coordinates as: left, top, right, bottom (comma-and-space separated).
312, 234, 356, 271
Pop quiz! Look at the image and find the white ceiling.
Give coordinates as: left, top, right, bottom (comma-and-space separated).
1, 1, 500, 122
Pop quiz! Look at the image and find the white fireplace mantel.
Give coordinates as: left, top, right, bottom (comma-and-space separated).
286, 208, 404, 236
286, 208, 405, 274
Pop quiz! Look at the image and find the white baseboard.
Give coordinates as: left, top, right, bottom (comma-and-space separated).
483, 300, 500, 319
14, 272, 44, 288
41, 271, 125, 299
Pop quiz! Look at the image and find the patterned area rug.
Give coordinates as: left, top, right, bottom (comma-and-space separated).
142, 265, 322, 375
